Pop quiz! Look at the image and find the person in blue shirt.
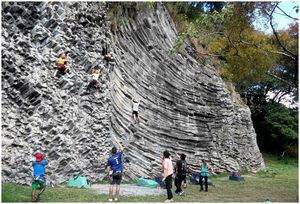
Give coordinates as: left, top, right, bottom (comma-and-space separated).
199, 159, 213, 192
31, 152, 48, 202
106, 138, 124, 202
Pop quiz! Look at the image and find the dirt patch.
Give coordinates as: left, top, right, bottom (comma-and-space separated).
91, 184, 165, 196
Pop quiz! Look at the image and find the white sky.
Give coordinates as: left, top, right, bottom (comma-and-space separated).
255, 1, 299, 33
274, 1, 299, 30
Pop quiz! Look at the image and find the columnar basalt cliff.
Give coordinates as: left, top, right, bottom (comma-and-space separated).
2, 2, 265, 185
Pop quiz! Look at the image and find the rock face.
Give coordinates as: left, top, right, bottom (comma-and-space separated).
2, 2, 111, 185
2, 2, 265, 185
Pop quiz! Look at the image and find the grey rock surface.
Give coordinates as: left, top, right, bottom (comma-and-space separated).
109, 3, 265, 179
2, 2, 264, 185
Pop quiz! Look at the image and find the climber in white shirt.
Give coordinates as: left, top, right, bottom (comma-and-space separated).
132, 98, 141, 124
87, 67, 101, 91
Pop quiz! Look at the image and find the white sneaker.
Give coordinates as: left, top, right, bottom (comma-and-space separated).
108, 198, 113, 202
114, 198, 118, 201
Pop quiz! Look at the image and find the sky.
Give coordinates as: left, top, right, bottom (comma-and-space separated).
255, 1, 299, 33
273, 1, 299, 29
265, 1, 298, 108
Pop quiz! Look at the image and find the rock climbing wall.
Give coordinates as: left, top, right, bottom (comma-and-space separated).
2, 2, 112, 185
2, 2, 265, 185
109, 3, 265, 178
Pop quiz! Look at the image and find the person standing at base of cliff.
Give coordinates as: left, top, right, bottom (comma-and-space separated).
199, 159, 213, 192
106, 138, 124, 202
132, 99, 141, 124
31, 152, 48, 202
161, 150, 174, 202
174, 153, 187, 196
175, 152, 188, 189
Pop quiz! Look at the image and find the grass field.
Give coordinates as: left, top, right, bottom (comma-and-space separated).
2, 154, 298, 202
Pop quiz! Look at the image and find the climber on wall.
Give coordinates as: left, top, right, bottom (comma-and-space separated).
132, 98, 141, 124
104, 51, 115, 73
31, 152, 48, 202
87, 67, 101, 91
105, 137, 124, 202
53, 51, 71, 77
102, 43, 109, 56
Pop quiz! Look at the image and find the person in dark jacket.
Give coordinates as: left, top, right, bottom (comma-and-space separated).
174, 153, 187, 195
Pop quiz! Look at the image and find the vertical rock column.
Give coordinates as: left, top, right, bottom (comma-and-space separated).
109, 3, 265, 178
2, 2, 114, 184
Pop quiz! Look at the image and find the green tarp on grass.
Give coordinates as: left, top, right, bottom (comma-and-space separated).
137, 177, 159, 188
67, 176, 91, 189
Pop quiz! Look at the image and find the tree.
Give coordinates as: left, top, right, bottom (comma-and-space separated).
168, 2, 298, 97
257, 3, 298, 103
250, 100, 298, 156
166, 2, 299, 156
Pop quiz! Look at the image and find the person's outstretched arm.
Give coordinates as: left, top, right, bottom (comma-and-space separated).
105, 163, 111, 179
114, 136, 124, 152
208, 164, 215, 174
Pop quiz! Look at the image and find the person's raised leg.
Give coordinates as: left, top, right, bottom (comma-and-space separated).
53, 69, 58, 77
134, 113, 138, 123
136, 112, 140, 123
39, 181, 46, 195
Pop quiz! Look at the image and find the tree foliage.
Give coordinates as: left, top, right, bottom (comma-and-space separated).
250, 100, 298, 156
107, 2, 156, 32
166, 2, 298, 156
166, 2, 298, 95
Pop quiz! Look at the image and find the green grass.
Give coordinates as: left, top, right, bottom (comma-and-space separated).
2, 154, 298, 202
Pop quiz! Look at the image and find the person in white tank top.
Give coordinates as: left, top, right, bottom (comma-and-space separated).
87, 67, 101, 91
132, 98, 141, 123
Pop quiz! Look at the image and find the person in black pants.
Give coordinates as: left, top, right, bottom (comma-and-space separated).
161, 150, 174, 202
174, 154, 187, 195
199, 160, 213, 192
165, 174, 173, 201
182, 177, 187, 188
